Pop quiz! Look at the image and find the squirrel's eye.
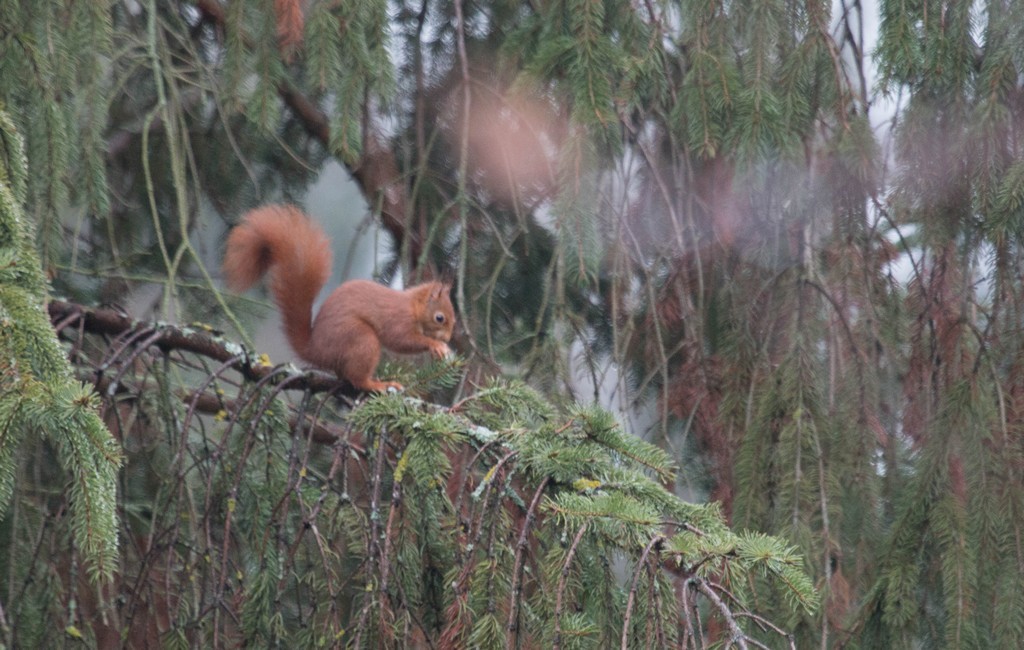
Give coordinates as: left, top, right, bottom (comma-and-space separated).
434, 312, 446, 324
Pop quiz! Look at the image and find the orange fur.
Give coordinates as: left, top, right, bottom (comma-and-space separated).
223, 204, 332, 357
223, 205, 455, 392
274, 0, 304, 59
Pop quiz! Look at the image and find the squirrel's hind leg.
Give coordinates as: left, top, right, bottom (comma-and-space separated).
327, 321, 403, 393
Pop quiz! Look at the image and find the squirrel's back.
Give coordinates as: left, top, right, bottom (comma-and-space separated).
222, 205, 332, 357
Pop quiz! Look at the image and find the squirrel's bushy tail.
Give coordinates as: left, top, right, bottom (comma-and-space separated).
223, 204, 332, 358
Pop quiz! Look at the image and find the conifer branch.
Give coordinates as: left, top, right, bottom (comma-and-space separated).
44, 299, 817, 645
693, 578, 753, 650
43, 297, 815, 646
1, 108, 121, 582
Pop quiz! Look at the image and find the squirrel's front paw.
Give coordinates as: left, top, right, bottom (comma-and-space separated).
430, 342, 453, 359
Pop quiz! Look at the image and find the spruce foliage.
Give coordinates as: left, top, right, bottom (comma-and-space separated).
0, 108, 121, 583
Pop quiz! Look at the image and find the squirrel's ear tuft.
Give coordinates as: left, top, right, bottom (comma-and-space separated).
438, 268, 456, 290
432, 282, 451, 300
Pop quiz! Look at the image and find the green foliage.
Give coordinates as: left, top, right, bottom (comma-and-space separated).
0, 0, 115, 267
0, 107, 121, 582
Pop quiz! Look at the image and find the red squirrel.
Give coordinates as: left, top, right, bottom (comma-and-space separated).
222, 204, 455, 392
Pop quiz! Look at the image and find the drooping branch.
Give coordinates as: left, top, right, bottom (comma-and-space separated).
190, 0, 421, 262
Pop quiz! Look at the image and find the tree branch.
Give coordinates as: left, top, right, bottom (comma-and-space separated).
48, 299, 353, 396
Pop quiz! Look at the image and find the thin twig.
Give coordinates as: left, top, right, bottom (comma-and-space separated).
693, 578, 750, 650
621, 535, 665, 649
506, 476, 551, 645
552, 523, 588, 650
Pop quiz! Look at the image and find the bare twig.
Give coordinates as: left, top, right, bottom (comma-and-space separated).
622, 535, 665, 649
693, 578, 751, 650
552, 523, 588, 650
506, 476, 551, 644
